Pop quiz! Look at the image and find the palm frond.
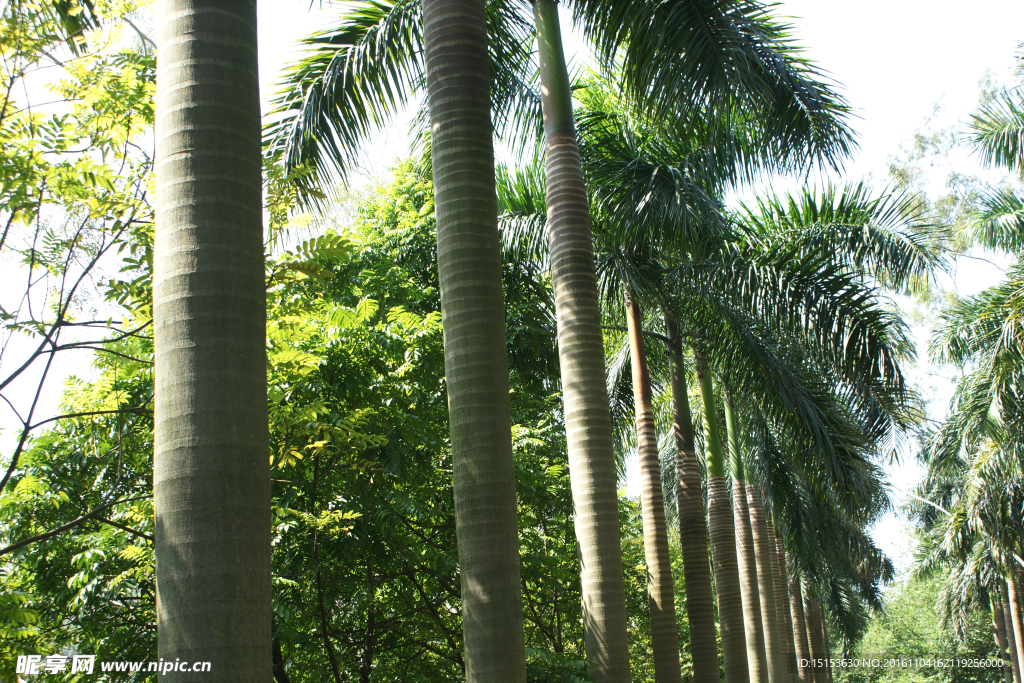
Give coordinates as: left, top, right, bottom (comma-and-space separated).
964, 186, 1024, 253
569, 0, 857, 170
971, 91, 1024, 176
264, 0, 537, 196
737, 183, 947, 290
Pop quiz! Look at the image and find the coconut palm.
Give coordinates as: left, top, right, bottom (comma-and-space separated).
153, 0, 271, 677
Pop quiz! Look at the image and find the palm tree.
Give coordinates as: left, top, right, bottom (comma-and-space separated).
421, 0, 527, 679
991, 586, 1013, 683
747, 482, 783, 683
533, 6, 631, 677
773, 533, 796, 683
624, 285, 681, 683
666, 316, 721, 683
787, 556, 812, 683
1006, 596, 1023, 683
805, 596, 828, 683
698, 359, 750, 683
153, 0, 271, 677
727, 397, 770, 683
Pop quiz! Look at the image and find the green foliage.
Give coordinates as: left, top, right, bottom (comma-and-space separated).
526, 648, 593, 683
835, 576, 1001, 683
0, 154, 639, 682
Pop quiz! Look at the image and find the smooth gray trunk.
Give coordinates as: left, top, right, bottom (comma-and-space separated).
995, 592, 1014, 683
724, 397, 768, 683
153, 1, 271, 679
787, 558, 812, 683
666, 328, 721, 683
806, 597, 829, 683
773, 534, 796, 683
699, 368, 749, 683
1008, 577, 1024, 683
625, 290, 681, 683
1005, 597, 1022, 683
534, 0, 630, 680
747, 486, 782, 683
422, 0, 527, 678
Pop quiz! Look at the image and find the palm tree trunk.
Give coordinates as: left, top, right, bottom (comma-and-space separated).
819, 608, 833, 683
1004, 597, 1022, 683
724, 396, 768, 683
153, 2, 270, 678
765, 518, 788, 683
625, 288, 680, 683
422, 0, 527, 679
534, 2, 629, 680
747, 485, 782, 683
994, 592, 1014, 683
773, 534, 796, 683
1008, 576, 1024, 683
697, 360, 749, 683
806, 597, 829, 683
786, 558, 812, 683
666, 318, 720, 683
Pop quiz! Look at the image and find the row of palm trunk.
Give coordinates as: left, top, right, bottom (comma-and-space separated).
151, 0, 862, 681
628, 295, 839, 683
993, 574, 1024, 683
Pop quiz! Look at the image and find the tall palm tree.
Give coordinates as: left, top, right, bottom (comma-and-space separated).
533, 6, 630, 678
727, 397, 769, 683
153, 0, 271, 678
805, 596, 828, 683
421, 0, 527, 679
774, 533, 797, 683
698, 360, 750, 683
666, 317, 721, 683
747, 483, 782, 683
993, 587, 1015, 683
624, 286, 681, 683
787, 557, 812, 683
1006, 597, 1023, 683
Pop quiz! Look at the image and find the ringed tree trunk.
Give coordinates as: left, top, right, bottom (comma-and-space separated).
773, 533, 796, 683
1008, 576, 1024, 683
697, 359, 749, 683
534, 1, 630, 680
787, 556, 812, 683
819, 606, 833, 683
625, 288, 681, 683
765, 520, 788, 683
802, 593, 822, 683
153, 1, 271, 678
747, 486, 783, 683
805, 596, 829, 683
724, 395, 769, 683
422, 0, 528, 679
994, 591, 1014, 683
666, 316, 721, 683
1004, 596, 1022, 683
